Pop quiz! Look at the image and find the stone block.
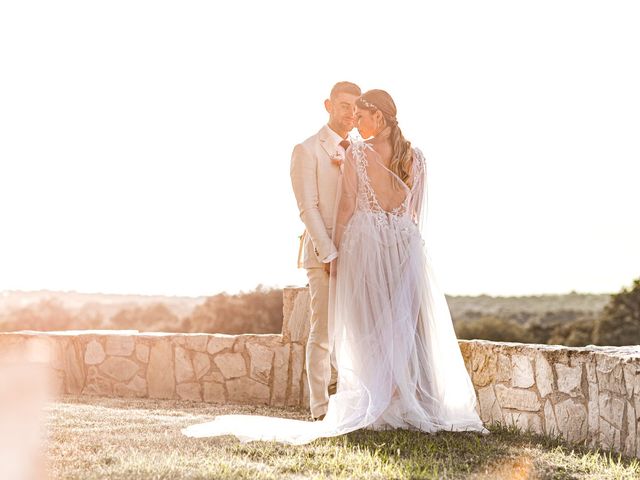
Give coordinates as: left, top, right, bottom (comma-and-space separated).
136, 343, 150, 363
512, 355, 534, 388
247, 342, 274, 385
554, 399, 588, 443
207, 335, 235, 355
186, 335, 209, 352
477, 385, 503, 424
287, 343, 305, 407
147, 340, 175, 399
177, 382, 202, 401
232, 337, 246, 353
302, 370, 310, 408
600, 417, 621, 451
535, 353, 554, 398
84, 340, 105, 365
193, 352, 211, 380
202, 371, 225, 383
283, 287, 311, 343
587, 379, 600, 441
496, 384, 541, 412
503, 411, 543, 435
105, 336, 135, 356
472, 347, 496, 388
214, 353, 247, 379
555, 363, 583, 396
623, 364, 637, 398
63, 340, 85, 394
83, 366, 113, 396
597, 356, 626, 395
227, 377, 270, 405
114, 376, 147, 398
175, 346, 195, 383
128, 375, 147, 394
497, 353, 511, 383
544, 399, 558, 436
50, 339, 66, 371
624, 400, 636, 457
585, 357, 597, 383
599, 391, 625, 430
271, 344, 290, 406
203, 382, 226, 403
99, 357, 139, 382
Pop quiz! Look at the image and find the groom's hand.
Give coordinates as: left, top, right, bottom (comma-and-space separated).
323, 262, 331, 276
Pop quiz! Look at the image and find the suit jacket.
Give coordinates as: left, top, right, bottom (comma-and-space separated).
290, 125, 343, 269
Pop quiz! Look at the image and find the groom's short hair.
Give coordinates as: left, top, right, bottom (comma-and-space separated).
330, 81, 361, 100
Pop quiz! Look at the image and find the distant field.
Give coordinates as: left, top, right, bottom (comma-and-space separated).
0, 289, 611, 318
0, 290, 206, 318
446, 293, 611, 321
0, 289, 613, 342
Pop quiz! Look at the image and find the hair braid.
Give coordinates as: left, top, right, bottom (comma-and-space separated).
356, 89, 413, 188
388, 123, 413, 188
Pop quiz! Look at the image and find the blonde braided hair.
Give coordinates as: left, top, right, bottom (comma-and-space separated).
356, 89, 413, 188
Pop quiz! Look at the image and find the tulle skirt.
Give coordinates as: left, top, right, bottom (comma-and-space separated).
182, 211, 487, 444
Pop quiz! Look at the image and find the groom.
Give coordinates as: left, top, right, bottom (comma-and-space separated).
290, 81, 361, 420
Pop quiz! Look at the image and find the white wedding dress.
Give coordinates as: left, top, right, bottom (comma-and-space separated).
182, 141, 487, 444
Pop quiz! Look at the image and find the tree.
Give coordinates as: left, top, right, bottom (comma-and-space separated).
593, 278, 640, 346
184, 285, 283, 334
110, 303, 181, 332
547, 317, 596, 347
0, 298, 76, 331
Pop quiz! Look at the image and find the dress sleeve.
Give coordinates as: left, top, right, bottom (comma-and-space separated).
410, 148, 427, 231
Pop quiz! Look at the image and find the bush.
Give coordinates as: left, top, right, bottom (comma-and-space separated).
0, 298, 82, 331
547, 317, 596, 347
184, 285, 283, 334
593, 277, 640, 346
110, 303, 183, 332
454, 315, 532, 343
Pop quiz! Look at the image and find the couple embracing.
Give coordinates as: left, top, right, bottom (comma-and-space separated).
183, 82, 488, 443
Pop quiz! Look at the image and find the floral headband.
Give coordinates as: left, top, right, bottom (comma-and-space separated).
358, 97, 398, 126
358, 97, 379, 110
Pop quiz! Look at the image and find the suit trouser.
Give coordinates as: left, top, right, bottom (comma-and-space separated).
306, 267, 332, 418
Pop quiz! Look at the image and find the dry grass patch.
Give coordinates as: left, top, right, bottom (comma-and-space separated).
45, 396, 640, 479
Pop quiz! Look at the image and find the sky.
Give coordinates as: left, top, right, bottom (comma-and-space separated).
1, 1, 639, 297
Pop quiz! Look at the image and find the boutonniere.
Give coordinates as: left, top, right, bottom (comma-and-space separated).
330, 150, 345, 167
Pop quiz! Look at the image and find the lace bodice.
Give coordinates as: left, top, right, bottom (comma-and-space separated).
349, 141, 425, 228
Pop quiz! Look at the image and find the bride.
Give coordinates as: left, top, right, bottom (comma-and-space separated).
182, 89, 488, 444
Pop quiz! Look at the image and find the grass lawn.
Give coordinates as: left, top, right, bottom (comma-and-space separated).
45, 396, 640, 479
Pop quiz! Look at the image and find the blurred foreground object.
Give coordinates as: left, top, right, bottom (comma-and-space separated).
0, 338, 51, 479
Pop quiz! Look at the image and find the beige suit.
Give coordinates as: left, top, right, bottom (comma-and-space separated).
290, 124, 343, 418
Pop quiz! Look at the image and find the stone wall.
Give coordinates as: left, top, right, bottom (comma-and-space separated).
0, 330, 308, 408
1, 286, 639, 459
0, 287, 313, 409
460, 340, 640, 458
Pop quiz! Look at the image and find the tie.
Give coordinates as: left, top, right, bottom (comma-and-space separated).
339, 139, 350, 150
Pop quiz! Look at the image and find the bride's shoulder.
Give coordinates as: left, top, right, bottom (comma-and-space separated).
411, 147, 426, 171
